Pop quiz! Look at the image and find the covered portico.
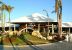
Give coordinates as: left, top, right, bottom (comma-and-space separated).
11, 22, 57, 35
62, 22, 72, 34
11, 13, 58, 35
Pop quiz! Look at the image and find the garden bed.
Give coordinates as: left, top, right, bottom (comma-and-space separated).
0, 33, 48, 45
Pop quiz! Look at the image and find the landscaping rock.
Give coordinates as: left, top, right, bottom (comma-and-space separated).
17, 31, 22, 36
32, 30, 38, 36
69, 34, 72, 42
13, 30, 18, 35
32, 30, 46, 40
47, 36, 53, 40
64, 34, 69, 42
8, 31, 13, 36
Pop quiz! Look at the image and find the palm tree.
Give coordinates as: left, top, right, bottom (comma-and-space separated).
0, 1, 3, 31
6, 5, 13, 31
1, 4, 7, 32
0, 1, 3, 4
55, 0, 62, 37
0, 1, 14, 32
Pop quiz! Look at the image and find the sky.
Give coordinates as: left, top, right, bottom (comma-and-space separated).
2, 0, 72, 22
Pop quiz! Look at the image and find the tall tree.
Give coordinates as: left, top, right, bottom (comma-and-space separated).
55, 0, 62, 37
1, 4, 7, 32
6, 5, 13, 31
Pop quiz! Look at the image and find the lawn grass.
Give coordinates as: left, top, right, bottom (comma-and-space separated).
24, 33, 48, 42
18, 33, 48, 45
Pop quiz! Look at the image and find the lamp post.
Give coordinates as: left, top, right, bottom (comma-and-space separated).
43, 9, 49, 37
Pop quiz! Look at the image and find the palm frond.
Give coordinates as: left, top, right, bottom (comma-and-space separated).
1, 4, 7, 10
6, 5, 14, 12
51, 10, 56, 13
59, 0, 62, 13
0, 1, 3, 4
55, 0, 59, 12
0, 7, 2, 10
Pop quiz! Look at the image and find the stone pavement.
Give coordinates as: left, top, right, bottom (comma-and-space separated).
0, 41, 72, 50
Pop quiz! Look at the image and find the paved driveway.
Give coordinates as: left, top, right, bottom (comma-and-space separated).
0, 42, 72, 50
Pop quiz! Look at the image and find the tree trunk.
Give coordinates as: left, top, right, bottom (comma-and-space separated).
57, 9, 62, 37
57, 0, 62, 38
1, 10, 5, 32
9, 12, 11, 31
59, 12, 62, 37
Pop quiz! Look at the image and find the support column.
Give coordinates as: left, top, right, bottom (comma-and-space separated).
68, 27, 70, 42
14, 24, 16, 31
52, 24, 54, 34
38, 24, 40, 32
69, 28, 70, 34
47, 25, 49, 36
26, 24, 28, 32
43, 28, 46, 33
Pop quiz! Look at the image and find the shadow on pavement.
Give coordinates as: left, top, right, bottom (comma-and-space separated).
8, 36, 16, 50
19, 34, 44, 50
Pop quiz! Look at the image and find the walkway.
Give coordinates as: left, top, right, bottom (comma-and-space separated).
0, 41, 72, 50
